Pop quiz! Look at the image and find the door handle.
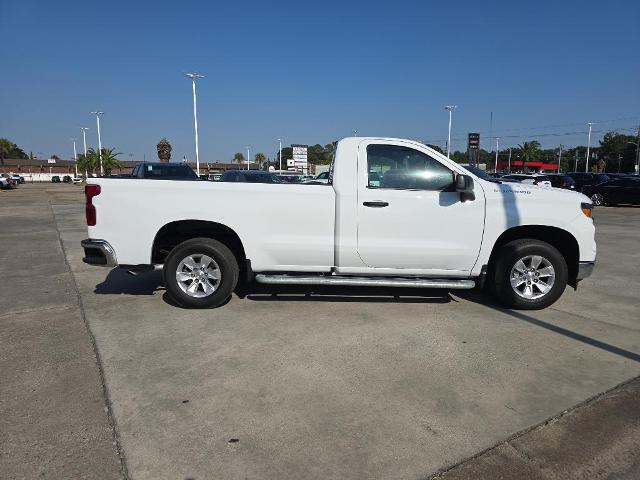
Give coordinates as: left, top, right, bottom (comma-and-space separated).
363, 201, 389, 208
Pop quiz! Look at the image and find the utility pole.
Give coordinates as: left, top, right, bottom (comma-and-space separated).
278, 138, 282, 172
508, 148, 512, 172
445, 105, 457, 158
635, 125, 640, 174
558, 144, 563, 173
585, 122, 593, 172
185, 73, 204, 176
72, 138, 78, 177
246, 146, 250, 171
91, 112, 104, 176
494, 137, 500, 172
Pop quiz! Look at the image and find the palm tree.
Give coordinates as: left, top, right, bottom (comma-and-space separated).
157, 138, 172, 162
517, 141, 541, 172
79, 149, 100, 176
100, 148, 122, 176
255, 152, 266, 167
233, 152, 245, 164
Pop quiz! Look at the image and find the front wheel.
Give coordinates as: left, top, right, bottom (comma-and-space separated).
590, 193, 604, 206
163, 237, 239, 308
492, 239, 568, 310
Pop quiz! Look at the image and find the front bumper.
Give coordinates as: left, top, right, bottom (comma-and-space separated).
81, 239, 117, 267
576, 261, 595, 280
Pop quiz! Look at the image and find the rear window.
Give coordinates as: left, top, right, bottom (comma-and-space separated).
142, 164, 197, 179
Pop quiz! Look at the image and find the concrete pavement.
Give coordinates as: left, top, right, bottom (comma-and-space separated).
53, 185, 639, 479
0, 185, 123, 479
2, 183, 639, 479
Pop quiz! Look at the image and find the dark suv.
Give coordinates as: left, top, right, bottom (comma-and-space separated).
546, 174, 576, 190
567, 172, 610, 192
130, 162, 199, 180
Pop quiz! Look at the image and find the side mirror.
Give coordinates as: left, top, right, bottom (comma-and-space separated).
455, 174, 475, 202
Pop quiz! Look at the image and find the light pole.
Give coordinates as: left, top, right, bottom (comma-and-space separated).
557, 144, 564, 173
246, 146, 250, 171
278, 138, 282, 172
72, 138, 78, 176
494, 137, 500, 172
508, 148, 512, 172
80, 128, 89, 177
585, 122, 594, 172
91, 112, 104, 176
445, 105, 457, 158
185, 73, 204, 176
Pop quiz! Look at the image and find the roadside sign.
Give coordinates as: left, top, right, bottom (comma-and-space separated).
468, 133, 480, 150
47, 159, 56, 164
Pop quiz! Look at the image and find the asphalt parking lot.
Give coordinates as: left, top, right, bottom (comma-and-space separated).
1, 183, 639, 479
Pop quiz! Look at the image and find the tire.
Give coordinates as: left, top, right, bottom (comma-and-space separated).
163, 237, 239, 308
590, 193, 604, 206
491, 239, 568, 310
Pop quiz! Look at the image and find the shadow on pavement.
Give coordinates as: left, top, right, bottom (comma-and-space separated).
94, 268, 163, 295
456, 290, 640, 363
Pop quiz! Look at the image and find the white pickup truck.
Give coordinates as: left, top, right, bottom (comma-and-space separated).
82, 137, 596, 310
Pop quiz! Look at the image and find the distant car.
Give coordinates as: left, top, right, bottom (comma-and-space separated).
501, 174, 552, 187
220, 170, 279, 183
63, 175, 73, 183
130, 162, 199, 181
276, 175, 302, 183
9, 174, 25, 184
72, 175, 84, 184
546, 174, 576, 190
567, 172, 611, 192
304, 171, 330, 184
51, 175, 61, 183
0, 174, 17, 189
582, 177, 640, 206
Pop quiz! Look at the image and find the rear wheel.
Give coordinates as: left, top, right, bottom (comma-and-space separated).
163, 237, 238, 308
492, 239, 568, 310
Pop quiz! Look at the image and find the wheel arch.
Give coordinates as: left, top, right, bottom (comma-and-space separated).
152, 220, 247, 269
487, 225, 580, 286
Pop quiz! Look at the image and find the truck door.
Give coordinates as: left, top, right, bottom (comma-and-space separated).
356, 141, 485, 273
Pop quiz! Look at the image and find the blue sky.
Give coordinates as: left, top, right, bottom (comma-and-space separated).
1, 0, 638, 162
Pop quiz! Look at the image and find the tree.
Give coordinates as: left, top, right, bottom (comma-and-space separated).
78, 149, 99, 175
233, 152, 245, 164
100, 148, 122, 175
157, 138, 172, 162
425, 144, 444, 154
599, 131, 636, 173
517, 141, 541, 171
0, 138, 28, 165
254, 152, 266, 167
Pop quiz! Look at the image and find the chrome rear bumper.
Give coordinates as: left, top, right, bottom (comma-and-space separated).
81, 239, 117, 267
576, 261, 595, 280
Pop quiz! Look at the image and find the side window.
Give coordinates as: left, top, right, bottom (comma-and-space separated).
367, 144, 454, 190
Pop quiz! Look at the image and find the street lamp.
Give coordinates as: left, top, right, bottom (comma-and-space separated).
80, 128, 89, 177
278, 138, 282, 172
444, 105, 457, 158
72, 138, 77, 176
185, 73, 204, 176
246, 146, 250, 171
557, 144, 564, 173
494, 137, 500, 172
585, 122, 594, 173
90, 112, 104, 176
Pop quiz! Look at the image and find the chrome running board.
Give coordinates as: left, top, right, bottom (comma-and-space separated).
255, 274, 475, 290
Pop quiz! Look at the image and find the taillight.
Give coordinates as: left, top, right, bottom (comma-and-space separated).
85, 184, 101, 226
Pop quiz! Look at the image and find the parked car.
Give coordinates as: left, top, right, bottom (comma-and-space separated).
62, 175, 73, 183
81, 137, 596, 311
500, 174, 552, 187
567, 172, 611, 192
546, 174, 576, 190
219, 170, 280, 183
51, 175, 61, 183
0, 174, 17, 189
581, 177, 640, 206
72, 175, 84, 184
9, 173, 25, 184
130, 162, 199, 180
304, 171, 331, 184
